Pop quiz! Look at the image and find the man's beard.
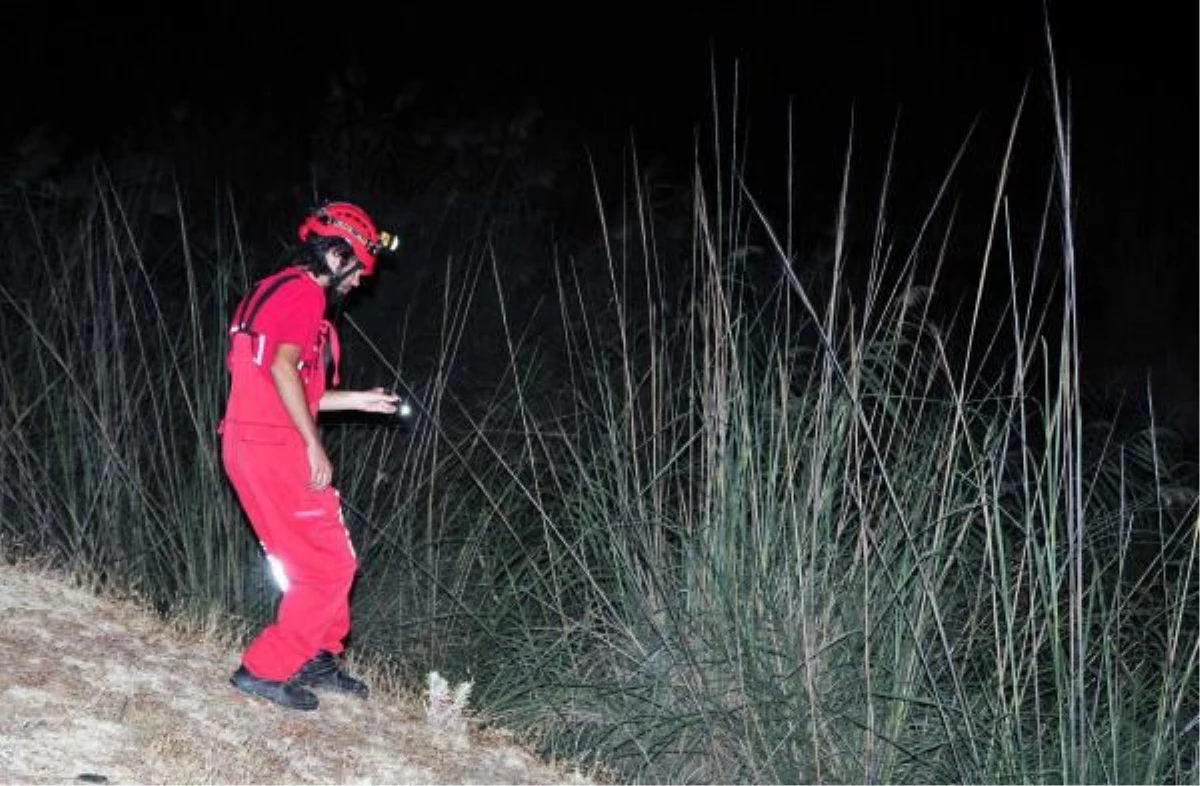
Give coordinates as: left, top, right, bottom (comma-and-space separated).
324, 262, 360, 306
326, 282, 349, 307
323, 268, 355, 305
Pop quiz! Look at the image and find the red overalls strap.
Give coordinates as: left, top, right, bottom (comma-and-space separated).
223, 270, 327, 428
222, 270, 343, 426
231, 272, 305, 336
313, 319, 341, 387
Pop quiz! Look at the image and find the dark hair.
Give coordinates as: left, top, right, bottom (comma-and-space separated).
285, 235, 354, 276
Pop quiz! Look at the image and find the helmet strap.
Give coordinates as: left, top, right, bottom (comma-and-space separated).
325, 258, 365, 293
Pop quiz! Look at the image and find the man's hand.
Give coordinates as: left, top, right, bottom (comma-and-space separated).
306, 440, 334, 490
355, 387, 402, 414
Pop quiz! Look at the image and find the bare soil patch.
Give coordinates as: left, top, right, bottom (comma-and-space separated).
0, 558, 593, 784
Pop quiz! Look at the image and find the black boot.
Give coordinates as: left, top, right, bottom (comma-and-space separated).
295, 650, 369, 698
230, 666, 319, 711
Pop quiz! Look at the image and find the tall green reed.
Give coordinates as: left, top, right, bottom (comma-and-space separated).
377, 66, 1198, 786
0, 177, 270, 624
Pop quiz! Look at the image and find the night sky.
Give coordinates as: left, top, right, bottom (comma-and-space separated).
6, 0, 1197, 431
7, 4, 1190, 152
8, 3, 1191, 178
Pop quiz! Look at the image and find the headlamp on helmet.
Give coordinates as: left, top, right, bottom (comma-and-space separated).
297, 201, 398, 275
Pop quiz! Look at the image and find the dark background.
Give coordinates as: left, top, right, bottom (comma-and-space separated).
5, 0, 1197, 433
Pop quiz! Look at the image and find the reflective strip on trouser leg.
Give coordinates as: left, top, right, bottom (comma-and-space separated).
222, 425, 358, 681
265, 552, 290, 592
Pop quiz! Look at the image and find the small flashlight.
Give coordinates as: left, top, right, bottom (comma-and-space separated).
390, 393, 416, 424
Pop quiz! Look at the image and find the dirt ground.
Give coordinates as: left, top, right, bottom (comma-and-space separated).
0, 558, 595, 785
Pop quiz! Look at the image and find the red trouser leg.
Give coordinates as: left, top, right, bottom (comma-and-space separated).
222, 425, 358, 682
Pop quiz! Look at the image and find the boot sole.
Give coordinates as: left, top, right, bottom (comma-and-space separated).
230, 671, 319, 711
296, 676, 369, 699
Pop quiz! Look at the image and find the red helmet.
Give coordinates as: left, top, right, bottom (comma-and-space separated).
297, 202, 397, 275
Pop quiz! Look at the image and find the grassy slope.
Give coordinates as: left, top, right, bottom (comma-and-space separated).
0, 554, 598, 785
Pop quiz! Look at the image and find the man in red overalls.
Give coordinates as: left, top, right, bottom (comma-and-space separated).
221, 201, 400, 710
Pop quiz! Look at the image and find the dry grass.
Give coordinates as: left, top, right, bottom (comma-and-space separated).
0, 556, 596, 785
